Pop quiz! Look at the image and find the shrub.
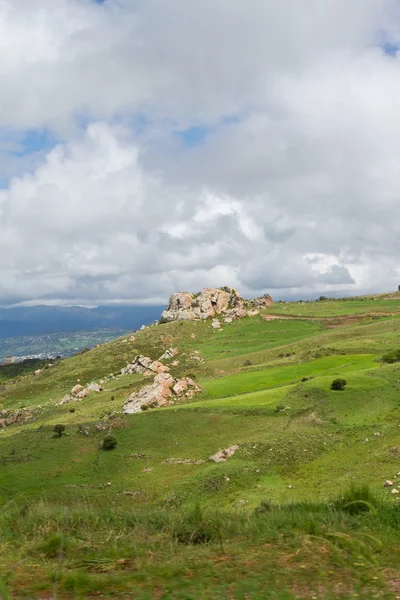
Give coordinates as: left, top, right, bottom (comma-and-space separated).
69, 408, 75, 413
53, 424, 66, 437
243, 360, 252, 367
330, 378, 347, 391
102, 434, 118, 450
173, 504, 215, 545
254, 499, 273, 514
334, 484, 378, 515
381, 348, 400, 364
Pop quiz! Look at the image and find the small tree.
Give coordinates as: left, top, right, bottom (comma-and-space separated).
102, 434, 118, 450
330, 378, 347, 391
53, 424, 66, 437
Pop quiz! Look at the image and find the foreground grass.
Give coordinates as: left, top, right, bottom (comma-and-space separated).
1, 487, 400, 599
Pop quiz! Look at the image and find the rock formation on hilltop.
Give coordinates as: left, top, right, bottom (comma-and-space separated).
160, 287, 272, 323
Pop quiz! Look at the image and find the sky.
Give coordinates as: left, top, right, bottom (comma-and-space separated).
1, 0, 400, 306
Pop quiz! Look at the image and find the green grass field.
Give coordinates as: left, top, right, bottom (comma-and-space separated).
3, 293, 400, 597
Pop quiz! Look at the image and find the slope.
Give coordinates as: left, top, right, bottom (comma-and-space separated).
1, 293, 400, 597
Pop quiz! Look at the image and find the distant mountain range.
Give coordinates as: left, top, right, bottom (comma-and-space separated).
0, 305, 164, 339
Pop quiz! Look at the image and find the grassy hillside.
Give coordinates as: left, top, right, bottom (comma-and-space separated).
3, 293, 400, 597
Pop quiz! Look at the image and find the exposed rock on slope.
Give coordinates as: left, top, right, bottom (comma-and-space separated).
0, 408, 34, 428
160, 287, 273, 323
121, 355, 171, 376
123, 374, 200, 414
210, 445, 239, 463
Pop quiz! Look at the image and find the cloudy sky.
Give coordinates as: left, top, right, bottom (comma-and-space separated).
1, 0, 400, 306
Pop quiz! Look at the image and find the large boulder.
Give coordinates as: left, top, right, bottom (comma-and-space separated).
87, 382, 103, 393
71, 384, 84, 396
209, 445, 239, 463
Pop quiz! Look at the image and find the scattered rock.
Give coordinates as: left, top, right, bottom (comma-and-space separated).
131, 453, 152, 459
121, 355, 164, 376
65, 482, 111, 489
87, 382, 103, 393
223, 307, 247, 320
171, 360, 180, 367
57, 394, 75, 406
35, 369, 42, 376
374, 432, 383, 437
211, 319, 222, 329
159, 348, 178, 360
224, 317, 233, 323
0, 409, 34, 427
385, 480, 394, 487
95, 422, 108, 432
71, 384, 84, 396
142, 468, 153, 473
148, 361, 170, 374
163, 458, 205, 465
189, 352, 204, 363
210, 444, 239, 463
173, 379, 188, 395
76, 389, 89, 399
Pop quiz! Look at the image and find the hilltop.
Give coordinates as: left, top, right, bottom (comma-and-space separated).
2, 288, 400, 598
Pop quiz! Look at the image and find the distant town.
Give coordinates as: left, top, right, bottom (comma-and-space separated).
0, 329, 128, 365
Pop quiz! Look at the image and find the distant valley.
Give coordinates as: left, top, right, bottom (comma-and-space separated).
0, 304, 163, 361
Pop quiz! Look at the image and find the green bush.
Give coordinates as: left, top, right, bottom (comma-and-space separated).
330, 378, 347, 391
53, 424, 66, 437
334, 484, 378, 515
381, 348, 400, 364
102, 434, 118, 450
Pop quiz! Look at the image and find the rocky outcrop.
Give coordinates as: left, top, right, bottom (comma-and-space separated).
161, 287, 238, 322
160, 287, 273, 323
123, 374, 201, 414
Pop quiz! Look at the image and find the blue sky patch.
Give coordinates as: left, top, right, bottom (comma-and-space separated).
175, 125, 210, 148
382, 42, 399, 56
174, 114, 243, 148
11, 129, 57, 158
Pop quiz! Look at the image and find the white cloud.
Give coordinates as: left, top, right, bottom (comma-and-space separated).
1, 1, 400, 304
